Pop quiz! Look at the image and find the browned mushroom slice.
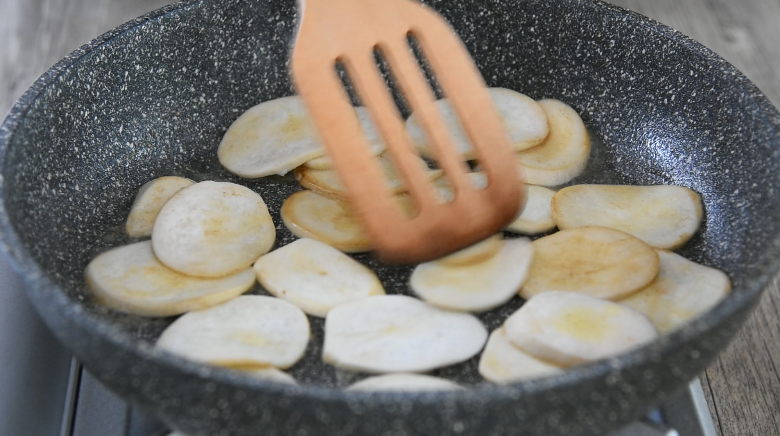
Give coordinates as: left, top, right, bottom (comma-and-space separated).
516, 99, 590, 186
521, 226, 660, 301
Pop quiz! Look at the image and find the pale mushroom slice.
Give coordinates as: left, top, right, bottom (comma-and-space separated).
125, 176, 194, 238
504, 291, 657, 367
505, 185, 557, 235
295, 151, 442, 200
411, 238, 534, 312
85, 241, 255, 317
407, 88, 549, 159
156, 296, 310, 369
478, 328, 563, 384
620, 251, 731, 333
304, 107, 386, 170
217, 96, 328, 178
235, 367, 298, 385
436, 234, 503, 266
551, 184, 703, 250
281, 190, 372, 253
516, 99, 590, 186
346, 373, 463, 392
323, 295, 487, 373
253, 238, 385, 317
521, 226, 660, 301
152, 181, 275, 278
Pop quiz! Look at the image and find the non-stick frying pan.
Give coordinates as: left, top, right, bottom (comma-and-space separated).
1, 0, 779, 435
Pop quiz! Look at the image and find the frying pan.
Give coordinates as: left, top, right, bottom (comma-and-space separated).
1, 0, 779, 435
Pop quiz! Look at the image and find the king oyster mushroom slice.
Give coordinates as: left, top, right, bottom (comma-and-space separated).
478, 327, 563, 384
217, 96, 327, 178
85, 241, 255, 317
346, 373, 464, 392
304, 107, 386, 170
281, 190, 372, 253
295, 151, 442, 200
233, 367, 298, 385
505, 185, 557, 235
411, 238, 534, 312
504, 291, 658, 367
152, 181, 275, 278
125, 176, 194, 238
435, 234, 503, 266
551, 184, 703, 250
323, 295, 488, 373
406, 88, 549, 160
156, 296, 310, 369
620, 250, 731, 333
516, 99, 590, 187
253, 238, 385, 317
521, 226, 660, 301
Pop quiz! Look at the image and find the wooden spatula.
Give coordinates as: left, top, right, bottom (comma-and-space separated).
290, 0, 524, 264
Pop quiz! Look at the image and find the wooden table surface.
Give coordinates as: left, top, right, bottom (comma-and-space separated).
2, 1, 779, 435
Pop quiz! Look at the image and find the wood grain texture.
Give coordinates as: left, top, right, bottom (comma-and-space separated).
1, 1, 779, 435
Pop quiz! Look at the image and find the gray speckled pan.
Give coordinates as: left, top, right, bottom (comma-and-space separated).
1, 0, 779, 435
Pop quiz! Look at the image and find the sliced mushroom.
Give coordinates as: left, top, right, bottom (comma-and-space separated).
503, 291, 657, 366
620, 250, 731, 333
407, 88, 549, 160
234, 367, 298, 385
303, 107, 386, 170
435, 234, 503, 267
85, 241, 254, 317
125, 176, 194, 238
551, 184, 703, 250
152, 181, 275, 278
295, 151, 441, 200
516, 99, 590, 186
156, 295, 310, 369
281, 190, 372, 253
323, 295, 487, 373
217, 96, 326, 178
505, 185, 557, 235
347, 373, 463, 392
411, 238, 534, 312
478, 328, 563, 384
253, 238, 385, 317
521, 226, 660, 301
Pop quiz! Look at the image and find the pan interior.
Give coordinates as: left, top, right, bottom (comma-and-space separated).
3, 0, 780, 387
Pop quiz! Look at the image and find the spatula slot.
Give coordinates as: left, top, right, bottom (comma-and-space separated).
405, 33, 444, 101
332, 53, 431, 218
334, 60, 362, 107
371, 48, 412, 120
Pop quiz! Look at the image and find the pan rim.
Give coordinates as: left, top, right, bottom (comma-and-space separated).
0, 0, 778, 406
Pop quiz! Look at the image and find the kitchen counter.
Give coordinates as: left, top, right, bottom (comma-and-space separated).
2, 0, 779, 435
